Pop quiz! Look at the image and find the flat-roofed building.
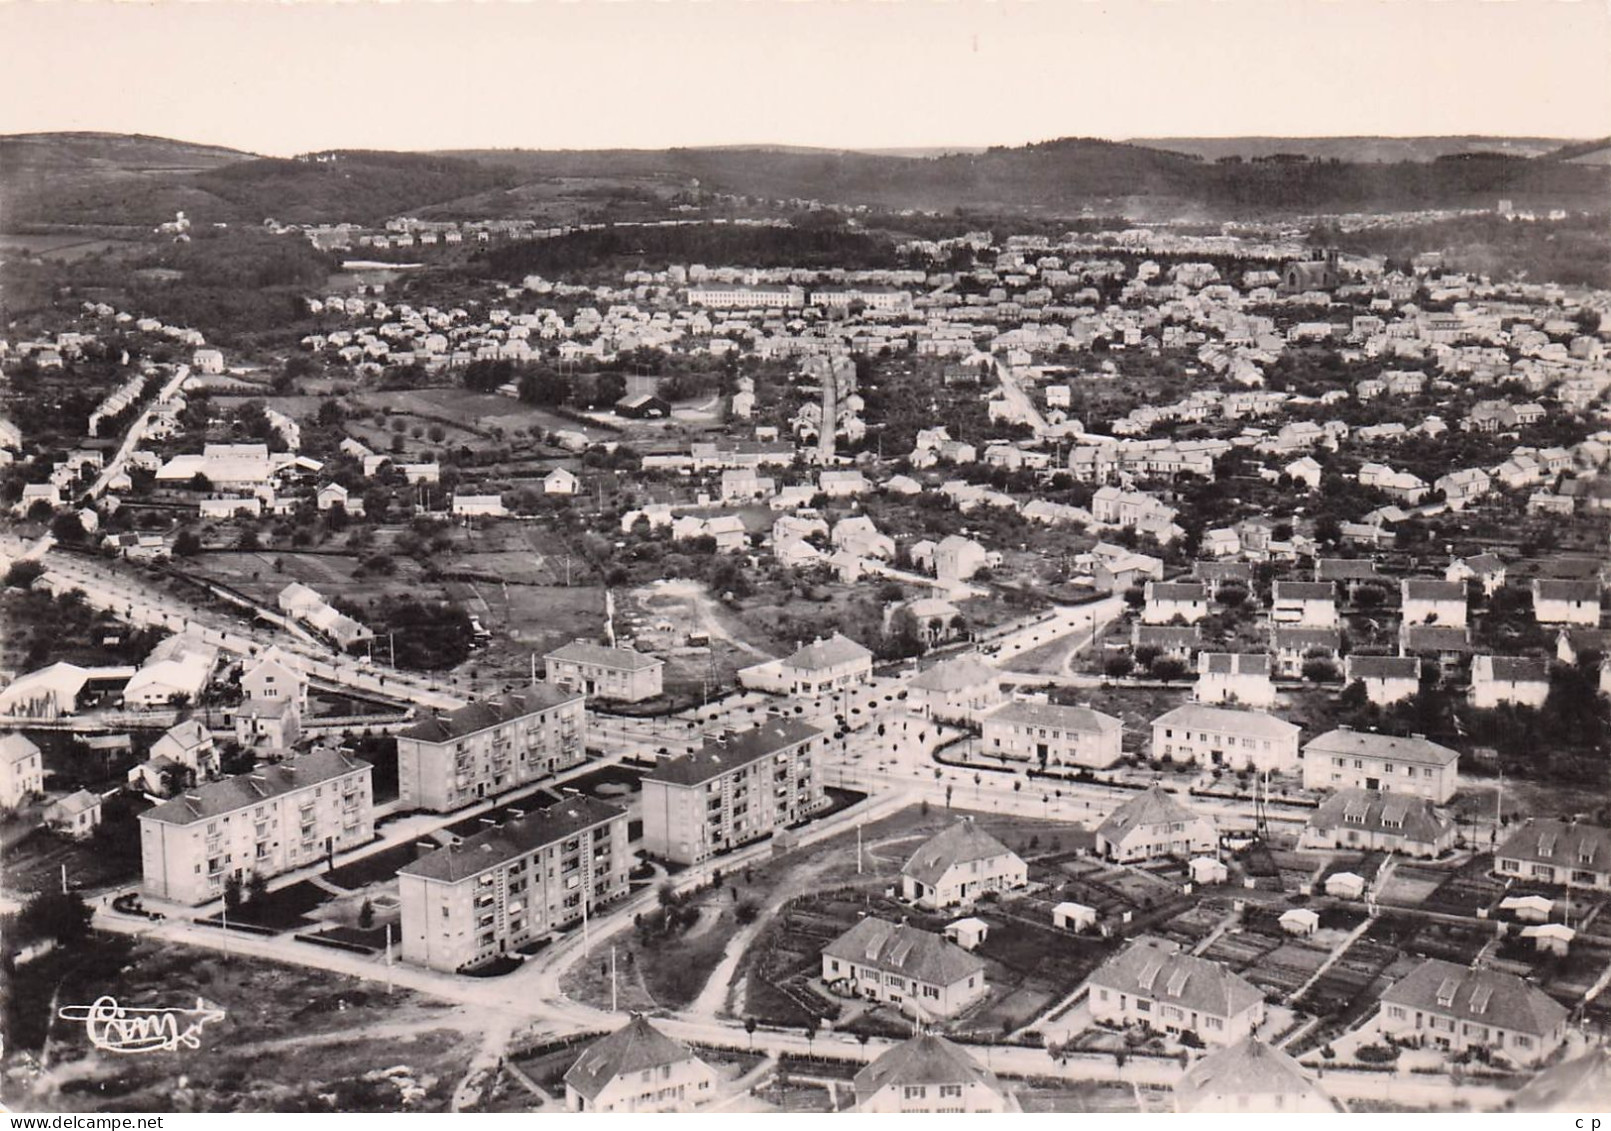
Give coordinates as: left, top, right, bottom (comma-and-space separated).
641, 719, 826, 865
139, 749, 373, 905
1303, 727, 1460, 802
398, 795, 628, 972
396, 686, 586, 813
544, 640, 664, 703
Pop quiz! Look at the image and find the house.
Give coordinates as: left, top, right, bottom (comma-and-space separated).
821, 917, 987, 1019
1095, 786, 1217, 862
1194, 653, 1275, 708
146, 719, 219, 781
396, 686, 587, 813
1269, 627, 1341, 679
0, 732, 45, 808
1285, 456, 1323, 491
853, 1034, 1017, 1114
315, 482, 352, 512
778, 633, 873, 697
980, 699, 1124, 770
1133, 624, 1201, 662
1376, 958, 1569, 1067
901, 821, 1027, 910
933, 535, 991, 583
1302, 789, 1455, 858
1193, 561, 1254, 599
543, 468, 579, 496
123, 643, 217, 709
1084, 937, 1266, 1046
399, 796, 629, 973
1470, 655, 1550, 709
1150, 705, 1301, 773
907, 656, 1003, 724
1532, 579, 1600, 626
1447, 553, 1507, 596
44, 789, 103, 839
544, 641, 665, 703
240, 647, 308, 712
1511, 1047, 1611, 1112
1435, 468, 1492, 510
1143, 582, 1208, 625
563, 1015, 716, 1113
641, 720, 827, 865
234, 695, 302, 753
1271, 581, 1337, 628
1314, 558, 1381, 593
1053, 901, 1099, 932
1344, 655, 1421, 706
1402, 579, 1468, 628
138, 749, 373, 905
1495, 819, 1611, 890
450, 493, 508, 518
1175, 1038, 1336, 1113
1302, 728, 1460, 802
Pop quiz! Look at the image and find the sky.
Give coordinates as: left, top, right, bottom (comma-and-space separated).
2, 0, 1609, 156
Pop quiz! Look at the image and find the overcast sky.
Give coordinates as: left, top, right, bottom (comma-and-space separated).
3, 0, 1608, 156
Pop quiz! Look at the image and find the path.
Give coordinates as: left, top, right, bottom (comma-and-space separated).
1287, 913, 1375, 1005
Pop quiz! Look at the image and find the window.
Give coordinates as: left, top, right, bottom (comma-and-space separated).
939, 1085, 962, 1098
903, 1086, 926, 1100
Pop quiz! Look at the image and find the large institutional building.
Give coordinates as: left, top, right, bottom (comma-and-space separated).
139, 748, 373, 905
396, 686, 587, 813
641, 719, 826, 865
398, 795, 629, 973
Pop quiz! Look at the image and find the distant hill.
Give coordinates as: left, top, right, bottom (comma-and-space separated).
1131, 136, 1578, 164
3, 131, 1607, 230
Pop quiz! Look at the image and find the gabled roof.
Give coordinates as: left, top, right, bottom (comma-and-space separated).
401, 796, 624, 884
643, 718, 823, 788
1496, 818, 1611, 871
822, 917, 985, 987
1305, 728, 1459, 767
1473, 655, 1549, 684
1152, 705, 1299, 741
0, 732, 41, 764
1533, 578, 1600, 601
544, 641, 664, 673
140, 749, 368, 826
563, 1016, 703, 1103
400, 686, 581, 744
1175, 1038, 1333, 1112
1403, 579, 1466, 602
909, 656, 998, 693
1096, 786, 1211, 842
854, 1034, 1003, 1103
1199, 653, 1269, 677
903, 822, 1021, 886
984, 700, 1121, 735
1380, 958, 1568, 1038
1273, 581, 1334, 601
1270, 627, 1340, 651
783, 632, 873, 672
1315, 558, 1380, 581
1086, 937, 1262, 1019
1401, 624, 1473, 653
1346, 655, 1420, 680
1308, 788, 1452, 844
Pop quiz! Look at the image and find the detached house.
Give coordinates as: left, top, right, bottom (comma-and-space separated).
1344, 655, 1421, 706
907, 656, 1004, 724
1470, 655, 1550, 709
1532, 579, 1600, 627
778, 633, 873, 696
980, 699, 1124, 769
1447, 553, 1507, 596
1271, 581, 1337, 628
1095, 786, 1217, 862
1376, 959, 1568, 1067
821, 917, 987, 1019
901, 821, 1028, 910
1143, 581, 1208, 625
1174, 1038, 1337, 1113
854, 1034, 1017, 1114
1084, 937, 1266, 1046
563, 1016, 717, 1113
1402, 579, 1468, 627
544, 641, 665, 703
1150, 705, 1301, 773
1194, 653, 1275, 708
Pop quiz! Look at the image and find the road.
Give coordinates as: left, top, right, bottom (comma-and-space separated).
86, 364, 193, 500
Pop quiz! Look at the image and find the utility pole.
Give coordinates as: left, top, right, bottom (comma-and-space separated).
582, 895, 591, 957
610, 945, 618, 1013
60, 864, 68, 895
386, 923, 394, 994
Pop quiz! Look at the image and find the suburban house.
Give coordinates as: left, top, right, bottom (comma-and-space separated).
1314, 558, 1382, 594
907, 656, 1004, 724
641, 719, 826, 865
1134, 624, 1202, 662
1402, 579, 1468, 628
1174, 1038, 1336, 1113
1084, 937, 1266, 1046
544, 641, 665, 703
450, 493, 509, 518
1194, 653, 1275, 708
563, 1015, 717, 1114
1532, 580, 1600, 627
900, 821, 1028, 910
777, 634, 874, 697
1095, 786, 1217, 862
1470, 655, 1551, 709
1301, 788, 1456, 858
1345, 655, 1422, 706
1193, 561, 1254, 599
1150, 705, 1302, 773
853, 1034, 1017, 1114
44, 789, 103, 839
821, 917, 987, 1019
1143, 582, 1209, 625
138, 749, 373, 905
1, 732, 45, 808
1269, 627, 1341, 678
933, 535, 992, 583
1447, 553, 1508, 596
1496, 819, 1611, 890
1302, 728, 1460, 802
234, 695, 302, 754
240, 647, 309, 712
395, 686, 587, 813
1271, 581, 1337, 628
399, 796, 629, 973
979, 699, 1124, 769
1376, 959, 1569, 1067
543, 468, 580, 495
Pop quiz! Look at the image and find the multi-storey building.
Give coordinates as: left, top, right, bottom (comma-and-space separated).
398, 795, 628, 972
1302, 788, 1455, 858
0, 732, 44, 808
1150, 704, 1301, 773
544, 641, 665, 703
641, 719, 826, 865
980, 699, 1124, 769
396, 686, 586, 813
1302, 727, 1460, 802
1271, 581, 1337, 628
1194, 653, 1275, 707
139, 748, 373, 905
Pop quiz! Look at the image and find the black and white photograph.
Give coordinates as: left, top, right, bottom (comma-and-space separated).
0, 0, 1609, 1118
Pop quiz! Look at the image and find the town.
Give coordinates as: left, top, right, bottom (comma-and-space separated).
3, 50, 1611, 1115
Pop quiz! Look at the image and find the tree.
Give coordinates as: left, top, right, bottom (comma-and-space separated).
223, 874, 244, 913
745, 1016, 758, 1051
173, 529, 203, 557
247, 872, 270, 905
1152, 657, 1189, 683
4, 560, 46, 589
1122, 585, 1146, 611
1104, 654, 1135, 679
1302, 658, 1340, 683
17, 889, 94, 947
359, 898, 376, 929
